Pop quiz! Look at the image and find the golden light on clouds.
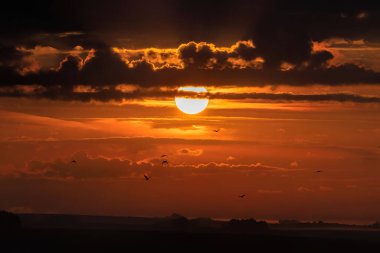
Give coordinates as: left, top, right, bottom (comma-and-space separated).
112, 40, 264, 70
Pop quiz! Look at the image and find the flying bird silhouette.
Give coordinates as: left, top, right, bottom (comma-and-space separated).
238, 194, 246, 198
144, 174, 151, 181
213, 129, 220, 132
71, 160, 77, 163
315, 170, 322, 173
162, 160, 169, 167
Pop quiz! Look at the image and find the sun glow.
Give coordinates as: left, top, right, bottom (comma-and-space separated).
175, 86, 209, 115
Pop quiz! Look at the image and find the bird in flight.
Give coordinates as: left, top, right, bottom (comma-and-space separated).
162, 160, 169, 167
71, 160, 77, 163
315, 170, 322, 173
144, 174, 151, 181
238, 194, 246, 198
213, 128, 220, 132
161, 154, 167, 158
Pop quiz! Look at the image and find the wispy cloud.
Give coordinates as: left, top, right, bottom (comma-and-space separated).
16, 152, 297, 180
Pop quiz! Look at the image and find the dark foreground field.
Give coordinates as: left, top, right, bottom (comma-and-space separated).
1, 212, 380, 252
2, 228, 380, 253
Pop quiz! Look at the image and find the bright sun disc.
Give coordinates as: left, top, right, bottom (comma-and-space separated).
175, 86, 209, 115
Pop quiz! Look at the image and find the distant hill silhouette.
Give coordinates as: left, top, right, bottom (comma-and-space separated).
1, 213, 380, 252
371, 221, 380, 228
0, 210, 21, 232
225, 219, 269, 233
279, 219, 302, 225
275, 219, 372, 230
152, 213, 225, 232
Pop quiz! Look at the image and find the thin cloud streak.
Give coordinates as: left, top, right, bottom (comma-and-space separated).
1, 85, 380, 103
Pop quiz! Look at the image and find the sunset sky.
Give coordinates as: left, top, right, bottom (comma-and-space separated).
1, 0, 380, 224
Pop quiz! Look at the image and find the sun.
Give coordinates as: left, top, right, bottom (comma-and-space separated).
175, 86, 209, 115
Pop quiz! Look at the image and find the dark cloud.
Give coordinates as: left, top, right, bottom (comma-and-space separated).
308, 51, 334, 69
0, 43, 35, 75
177, 41, 261, 70
250, 17, 313, 69
178, 42, 213, 69
231, 41, 259, 61
0, 44, 28, 66
1, 45, 379, 87
2, 81, 380, 103
209, 92, 380, 103
2, 1, 380, 46
1, 0, 380, 101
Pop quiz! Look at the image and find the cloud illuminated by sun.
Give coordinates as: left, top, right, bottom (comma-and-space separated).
175, 86, 209, 115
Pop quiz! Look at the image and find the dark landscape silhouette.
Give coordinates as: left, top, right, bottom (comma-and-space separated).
1, 211, 380, 252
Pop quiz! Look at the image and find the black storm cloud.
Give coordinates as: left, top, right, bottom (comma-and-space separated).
1, 0, 380, 102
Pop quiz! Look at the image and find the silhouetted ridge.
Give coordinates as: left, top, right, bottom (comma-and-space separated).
0, 210, 21, 231
225, 218, 269, 233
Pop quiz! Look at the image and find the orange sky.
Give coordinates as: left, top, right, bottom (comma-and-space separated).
1, 1, 380, 224
1, 89, 379, 223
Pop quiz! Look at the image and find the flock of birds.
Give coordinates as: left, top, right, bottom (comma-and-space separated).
143, 155, 168, 181
69, 128, 328, 199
